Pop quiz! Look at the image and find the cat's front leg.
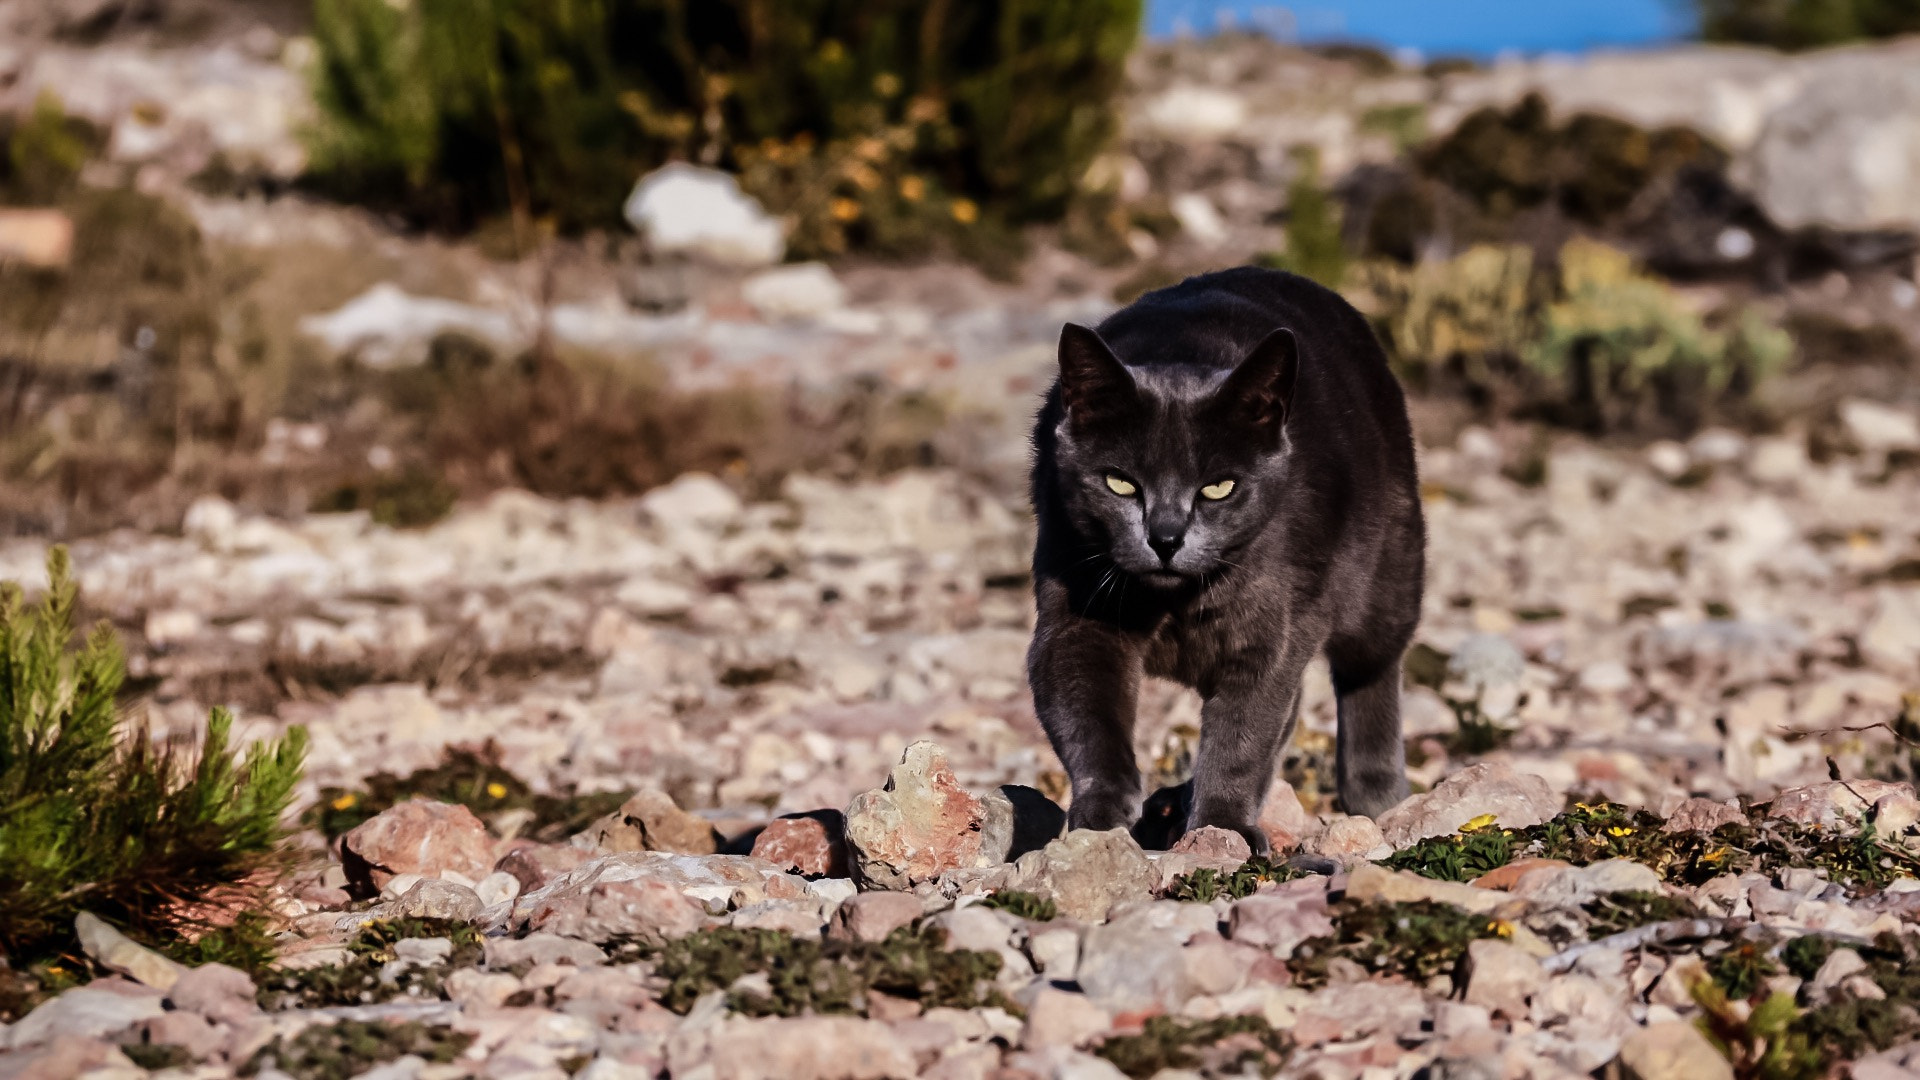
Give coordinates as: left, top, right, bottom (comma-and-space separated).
1186, 659, 1308, 855
1027, 579, 1145, 832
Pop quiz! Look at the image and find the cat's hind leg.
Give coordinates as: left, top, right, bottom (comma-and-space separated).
1328, 648, 1409, 818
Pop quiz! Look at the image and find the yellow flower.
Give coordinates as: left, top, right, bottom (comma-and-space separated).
830, 198, 861, 222
1459, 813, 1499, 833
950, 198, 979, 225
1488, 920, 1514, 938
1608, 826, 1634, 838
486, 782, 508, 799
1702, 847, 1729, 862
899, 175, 926, 202
331, 793, 358, 811
873, 72, 902, 98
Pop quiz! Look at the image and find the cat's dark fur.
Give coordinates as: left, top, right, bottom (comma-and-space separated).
1027, 266, 1425, 853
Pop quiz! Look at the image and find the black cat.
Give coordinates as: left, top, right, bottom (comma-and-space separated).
1027, 266, 1425, 853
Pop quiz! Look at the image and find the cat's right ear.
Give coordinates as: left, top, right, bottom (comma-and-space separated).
1057, 324, 1135, 434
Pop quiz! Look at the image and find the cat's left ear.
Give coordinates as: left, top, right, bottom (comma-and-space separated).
1213, 328, 1298, 446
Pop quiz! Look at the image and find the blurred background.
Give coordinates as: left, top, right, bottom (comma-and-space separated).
2, 0, 1920, 834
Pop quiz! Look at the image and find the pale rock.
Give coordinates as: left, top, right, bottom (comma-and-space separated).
1344, 863, 1515, 915
1768, 779, 1913, 831
1662, 798, 1746, 834
165, 963, 258, 1026
742, 263, 848, 321
1646, 441, 1690, 480
1863, 588, 1920, 673
705, 1015, 917, 1080
477, 870, 523, 908
1022, 988, 1111, 1049
1840, 399, 1920, 453
828, 891, 926, 944
845, 741, 1002, 890
447, 968, 523, 1009
1001, 829, 1156, 922
576, 788, 718, 855
1028, 927, 1082, 980
1617, 1021, 1734, 1080
1752, 62, 1920, 232
1227, 880, 1335, 956
1074, 902, 1219, 1014
625, 163, 785, 267
6, 988, 165, 1049
1579, 660, 1635, 694
523, 874, 711, 943
0, 207, 74, 269
1747, 436, 1810, 484
1300, 814, 1387, 864
1809, 947, 1868, 995
131, 1010, 226, 1061
1508, 859, 1664, 908
1448, 633, 1526, 692
390, 877, 486, 922
341, 799, 497, 895
638, 471, 742, 529
1462, 939, 1544, 1018
484, 934, 606, 969
74, 913, 186, 992
1374, 761, 1561, 848
1140, 85, 1248, 139
1170, 193, 1228, 247
730, 900, 830, 936
1257, 778, 1315, 851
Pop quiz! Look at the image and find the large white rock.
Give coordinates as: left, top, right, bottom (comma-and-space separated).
1751, 48, 1920, 231
1139, 84, 1248, 140
624, 163, 785, 267
741, 262, 847, 321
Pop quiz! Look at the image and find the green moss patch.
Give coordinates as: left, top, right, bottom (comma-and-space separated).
1290, 900, 1509, 989
308, 742, 627, 842
1581, 891, 1704, 939
978, 890, 1057, 922
650, 926, 1007, 1017
1096, 1015, 1290, 1078
243, 1020, 471, 1080
1378, 801, 1920, 893
256, 918, 483, 1010
1164, 857, 1305, 903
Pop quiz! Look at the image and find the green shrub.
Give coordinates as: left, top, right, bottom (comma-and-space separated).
1352, 238, 1791, 433
0, 548, 306, 961
1259, 150, 1348, 289
1695, 0, 1920, 50
306, 0, 1142, 253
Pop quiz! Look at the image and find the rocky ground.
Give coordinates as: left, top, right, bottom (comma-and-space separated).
9, 6, 1920, 1079
10, 400, 1920, 1077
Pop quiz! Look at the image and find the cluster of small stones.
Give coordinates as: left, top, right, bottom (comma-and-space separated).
8, 745, 1920, 1079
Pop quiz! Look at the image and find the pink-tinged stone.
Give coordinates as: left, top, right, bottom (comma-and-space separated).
1470, 857, 1572, 891
494, 842, 589, 893
1661, 797, 1747, 834
827, 891, 925, 944
751, 813, 849, 878
1301, 814, 1386, 865
1374, 761, 1560, 849
577, 788, 719, 855
340, 799, 495, 896
844, 741, 995, 889
527, 877, 711, 943
1170, 826, 1252, 864
1258, 778, 1315, 852
1227, 879, 1335, 956
1767, 780, 1913, 831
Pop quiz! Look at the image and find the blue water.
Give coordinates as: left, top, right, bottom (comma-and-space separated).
1147, 0, 1694, 58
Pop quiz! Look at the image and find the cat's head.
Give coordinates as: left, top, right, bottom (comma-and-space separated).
1050, 322, 1297, 588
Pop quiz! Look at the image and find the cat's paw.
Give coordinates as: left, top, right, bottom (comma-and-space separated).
1067, 794, 1136, 833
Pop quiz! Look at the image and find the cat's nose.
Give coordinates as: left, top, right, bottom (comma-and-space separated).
1147, 529, 1184, 565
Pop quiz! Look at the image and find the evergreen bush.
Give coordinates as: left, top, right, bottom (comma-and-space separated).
1694, 0, 1920, 50
0, 548, 306, 961
306, 0, 1142, 255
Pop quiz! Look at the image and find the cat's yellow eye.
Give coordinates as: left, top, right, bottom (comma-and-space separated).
1105, 475, 1137, 497
1200, 480, 1236, 501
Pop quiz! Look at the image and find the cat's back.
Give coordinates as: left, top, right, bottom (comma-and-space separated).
1097, 267, 1386, 381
